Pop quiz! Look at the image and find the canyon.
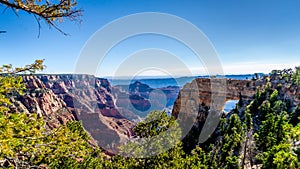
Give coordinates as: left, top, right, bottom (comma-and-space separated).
10, 74, 300, 157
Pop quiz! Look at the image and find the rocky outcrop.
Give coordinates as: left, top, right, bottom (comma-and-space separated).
10, 76, 75, 129
172, 78, 264, 119
11, 75, 135, 154
173, 77, 299, 118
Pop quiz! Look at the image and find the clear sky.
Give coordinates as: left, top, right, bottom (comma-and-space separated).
1, 0, 300, 77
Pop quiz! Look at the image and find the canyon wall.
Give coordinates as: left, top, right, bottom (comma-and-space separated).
11, 75, 135, 154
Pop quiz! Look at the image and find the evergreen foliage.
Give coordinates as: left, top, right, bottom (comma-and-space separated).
0, 61, 107, 168
248, 71, 300, 168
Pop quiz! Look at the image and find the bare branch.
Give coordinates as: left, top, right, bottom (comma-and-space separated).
1, 5, 9, 14
33, 15, 41, 37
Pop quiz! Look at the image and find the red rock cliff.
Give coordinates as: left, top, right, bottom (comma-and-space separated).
11, 75, 135, 154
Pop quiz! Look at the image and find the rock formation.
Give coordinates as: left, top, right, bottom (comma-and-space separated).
172, 78, 264, 119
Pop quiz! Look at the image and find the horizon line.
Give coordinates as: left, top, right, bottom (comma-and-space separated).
19, 72, 264, 79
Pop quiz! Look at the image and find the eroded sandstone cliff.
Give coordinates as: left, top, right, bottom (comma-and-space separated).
10, 75, 135, 154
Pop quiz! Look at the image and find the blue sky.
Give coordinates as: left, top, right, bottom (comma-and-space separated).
1, 0, 300, 76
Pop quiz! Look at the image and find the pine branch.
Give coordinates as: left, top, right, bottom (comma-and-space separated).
0, 0, 82, 35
